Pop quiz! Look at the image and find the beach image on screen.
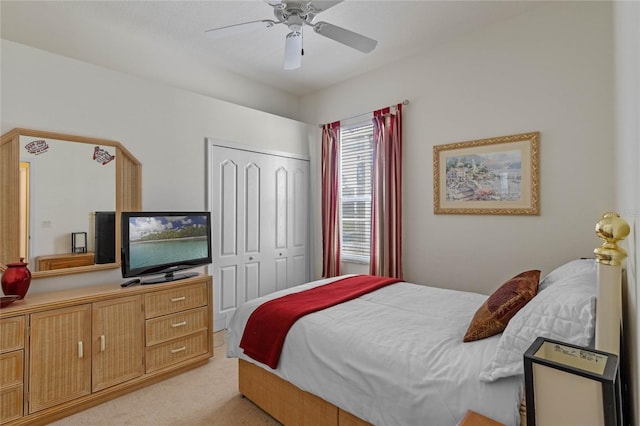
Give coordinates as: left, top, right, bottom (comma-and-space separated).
128, 215, 209, 269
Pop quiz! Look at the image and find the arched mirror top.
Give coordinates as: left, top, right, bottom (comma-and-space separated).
0, 128, 142, 279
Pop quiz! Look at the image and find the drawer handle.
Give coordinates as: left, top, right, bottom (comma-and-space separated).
78, 341, 84, 358
171, 296, 186, 302
100, 335, 106, 352
170, 346, 186, 354
171, 321, 187, 328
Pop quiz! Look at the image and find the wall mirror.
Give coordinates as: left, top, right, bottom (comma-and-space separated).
0, 128, 141, 278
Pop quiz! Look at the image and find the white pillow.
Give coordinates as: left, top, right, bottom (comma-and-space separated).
537, 258, 596, 292
479, 269, 597, 382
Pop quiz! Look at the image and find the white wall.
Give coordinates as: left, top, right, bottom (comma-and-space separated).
614, 2, 640, 424
302, 2, 615, 295
0, 39, 313, 291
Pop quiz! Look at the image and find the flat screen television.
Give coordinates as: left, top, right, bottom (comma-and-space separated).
121, 211, 212, 284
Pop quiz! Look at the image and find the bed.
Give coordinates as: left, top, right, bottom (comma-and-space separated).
226, 213, 629, 426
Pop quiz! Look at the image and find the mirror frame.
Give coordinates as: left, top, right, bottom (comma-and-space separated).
0, 128, 141, 278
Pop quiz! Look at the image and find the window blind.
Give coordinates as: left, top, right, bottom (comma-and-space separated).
340, 121, 373, 261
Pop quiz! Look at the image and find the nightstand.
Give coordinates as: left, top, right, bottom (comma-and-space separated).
457, 410, 505, 426
524, 336, 621, 426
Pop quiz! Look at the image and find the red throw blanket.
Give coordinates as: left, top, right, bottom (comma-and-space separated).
239, 275, 402, 368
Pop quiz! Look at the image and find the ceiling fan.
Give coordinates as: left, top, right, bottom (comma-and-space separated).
205, 0, 377, 70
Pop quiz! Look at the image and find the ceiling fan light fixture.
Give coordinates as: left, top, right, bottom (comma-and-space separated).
205, 1, 377, 69
284, 31, 303, 70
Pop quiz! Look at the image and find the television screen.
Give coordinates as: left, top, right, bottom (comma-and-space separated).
121, 211, 212, 284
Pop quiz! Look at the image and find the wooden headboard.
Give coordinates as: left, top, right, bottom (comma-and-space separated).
593, 211, 630, 356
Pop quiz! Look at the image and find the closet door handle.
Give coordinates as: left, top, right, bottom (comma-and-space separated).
78, 341, 84, 358
171, 296, 186, 302
100, 335, 106, 351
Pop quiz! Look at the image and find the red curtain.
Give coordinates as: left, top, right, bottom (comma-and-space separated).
370, 104, 403, 279
321, 121, 341, 278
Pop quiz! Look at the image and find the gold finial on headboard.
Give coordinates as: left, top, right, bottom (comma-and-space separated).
594, 211, 630, 266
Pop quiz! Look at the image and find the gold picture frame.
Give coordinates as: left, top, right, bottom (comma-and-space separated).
433, 132, 539, 215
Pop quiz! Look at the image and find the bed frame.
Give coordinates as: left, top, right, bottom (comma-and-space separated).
238, 212, 630, 426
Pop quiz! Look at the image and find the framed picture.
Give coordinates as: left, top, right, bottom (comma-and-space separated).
433, 132, 539, 215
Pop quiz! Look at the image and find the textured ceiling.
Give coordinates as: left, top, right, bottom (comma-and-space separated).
1, 1, 546, 97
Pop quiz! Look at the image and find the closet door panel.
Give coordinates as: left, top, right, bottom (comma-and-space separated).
275, 166, 288, 250
219, 265, 237, 312
275, 257, 288, 292
291, 255, 306, 288
245, 163, 260, 254
219, 160, 238, 257
293, 167, 307, 248
244, 262, 260, 301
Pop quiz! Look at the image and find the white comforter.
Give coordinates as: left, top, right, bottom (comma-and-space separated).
227, 276, 524, 426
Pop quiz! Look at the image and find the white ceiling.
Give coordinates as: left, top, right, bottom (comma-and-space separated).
0, 1, 546, 97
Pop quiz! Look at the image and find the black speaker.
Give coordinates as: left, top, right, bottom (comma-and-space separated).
95, 211, 116, 264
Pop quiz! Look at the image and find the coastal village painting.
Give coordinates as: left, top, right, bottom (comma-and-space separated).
444, 150, 522, 202
434, 132, 538, 215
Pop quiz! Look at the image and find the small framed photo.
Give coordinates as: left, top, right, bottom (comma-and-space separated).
433, 132, 539, 215
72, 232, 87, 253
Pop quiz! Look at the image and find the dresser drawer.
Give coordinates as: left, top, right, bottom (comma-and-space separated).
37, 252, 95, 271
0, 350, 23, 387
0, 316, 25, 353
0, 384, 23, 423
145, 330, 208, 373
145, 306, 209, 347
144, 283, 207, 319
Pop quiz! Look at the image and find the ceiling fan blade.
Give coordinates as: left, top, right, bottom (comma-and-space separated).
313, 21, 377, 53
205, 20, 278, 39
284, 32, 302, 70
308, 1, 343, 13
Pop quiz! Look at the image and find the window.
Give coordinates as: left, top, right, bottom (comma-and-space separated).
340, 120, 374, 263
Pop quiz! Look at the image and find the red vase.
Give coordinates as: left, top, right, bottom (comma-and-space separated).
1, 258, 32, 299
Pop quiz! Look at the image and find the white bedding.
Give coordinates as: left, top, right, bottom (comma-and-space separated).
227, 276, 524, 426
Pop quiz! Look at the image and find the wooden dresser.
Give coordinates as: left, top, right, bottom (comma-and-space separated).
0, 274, 213, 425
36, 252, 95, 271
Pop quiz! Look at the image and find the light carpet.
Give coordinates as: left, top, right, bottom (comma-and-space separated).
49, 332, 281, 426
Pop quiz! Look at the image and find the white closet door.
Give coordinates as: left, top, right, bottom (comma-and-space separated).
208, 143, 309, 331
289, 160, 310, 286
265, 155, 310, 292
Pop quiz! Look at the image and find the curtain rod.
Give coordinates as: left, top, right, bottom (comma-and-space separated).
318, 99, 409, 128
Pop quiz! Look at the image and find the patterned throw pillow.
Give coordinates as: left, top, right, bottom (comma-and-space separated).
479, 269, 597, 382
463, 270, 540, 342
